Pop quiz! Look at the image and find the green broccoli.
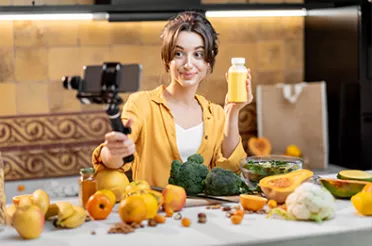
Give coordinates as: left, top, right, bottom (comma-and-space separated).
187, 153, 204, 164
168, 154, 209, 195
203, 167, 247, 196
168, 160, 182, 185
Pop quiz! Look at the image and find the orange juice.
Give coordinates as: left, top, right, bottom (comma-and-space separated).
228, 58, 248, 103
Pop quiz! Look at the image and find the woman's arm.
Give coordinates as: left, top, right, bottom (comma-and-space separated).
222, 109, 240, 158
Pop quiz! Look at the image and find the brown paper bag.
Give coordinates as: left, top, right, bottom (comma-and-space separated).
256, 82, 329, 169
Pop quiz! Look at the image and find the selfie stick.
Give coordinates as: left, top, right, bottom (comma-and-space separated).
105, 100, 134, 163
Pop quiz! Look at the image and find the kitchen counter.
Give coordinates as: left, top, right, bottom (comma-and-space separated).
1, 171, 371, 246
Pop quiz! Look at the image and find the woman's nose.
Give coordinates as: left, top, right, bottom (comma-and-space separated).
184, 55, 194, 70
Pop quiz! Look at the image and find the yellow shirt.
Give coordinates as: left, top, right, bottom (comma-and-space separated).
92, 85, 247, 188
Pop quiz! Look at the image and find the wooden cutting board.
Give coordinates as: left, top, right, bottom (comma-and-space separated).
185, 195, 240, 207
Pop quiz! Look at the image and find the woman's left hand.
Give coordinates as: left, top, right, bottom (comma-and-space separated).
224, 69, 253, 114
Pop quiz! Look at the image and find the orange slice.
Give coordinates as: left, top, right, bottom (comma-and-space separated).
12, 194, 33, 206
240, 194, 267, 211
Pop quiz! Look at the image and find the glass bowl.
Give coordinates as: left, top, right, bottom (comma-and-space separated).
240, 155, 303, 188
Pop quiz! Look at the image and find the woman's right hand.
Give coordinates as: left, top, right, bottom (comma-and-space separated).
101, 119, 135, 169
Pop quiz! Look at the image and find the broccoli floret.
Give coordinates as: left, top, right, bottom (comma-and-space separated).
168, 155, 209, 195
187, 154, 204, 164
203, 167, 245, 196
168, 160, 182, 185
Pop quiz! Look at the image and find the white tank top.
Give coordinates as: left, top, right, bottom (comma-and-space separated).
175, 122, 204, 163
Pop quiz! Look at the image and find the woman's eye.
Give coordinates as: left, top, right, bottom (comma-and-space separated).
195, 52, 204, 58
175, 51, 183, 57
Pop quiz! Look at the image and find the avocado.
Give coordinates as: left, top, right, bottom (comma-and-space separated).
319, 178, 370, 199
337, 170, 372, 182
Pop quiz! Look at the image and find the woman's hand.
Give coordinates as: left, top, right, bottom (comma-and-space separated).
101, 119, 135, 169
224, 69, 253, 115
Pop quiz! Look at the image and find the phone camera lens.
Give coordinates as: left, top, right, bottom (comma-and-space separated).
62, 76, 81, 90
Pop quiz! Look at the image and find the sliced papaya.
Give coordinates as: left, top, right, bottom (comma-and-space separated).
337, 170, 372, 182
319, 178, 370, 199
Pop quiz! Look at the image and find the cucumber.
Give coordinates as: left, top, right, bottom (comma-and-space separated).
337, 170, 372, 182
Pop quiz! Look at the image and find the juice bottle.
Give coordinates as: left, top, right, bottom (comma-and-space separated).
228, 57, 248, 103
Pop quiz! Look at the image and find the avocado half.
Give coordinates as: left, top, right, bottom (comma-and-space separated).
337, 170, 372, 182
319, 178, 370, 199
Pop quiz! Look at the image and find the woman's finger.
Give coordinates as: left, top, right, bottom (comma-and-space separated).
105, 131, 128, 142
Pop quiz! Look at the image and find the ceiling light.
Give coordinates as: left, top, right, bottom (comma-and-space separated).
205, 9, 307, 18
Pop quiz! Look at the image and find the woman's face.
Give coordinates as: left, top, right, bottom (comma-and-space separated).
168, 31, 209, 88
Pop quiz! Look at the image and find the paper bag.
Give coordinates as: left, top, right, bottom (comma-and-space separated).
256, 82, 329, 169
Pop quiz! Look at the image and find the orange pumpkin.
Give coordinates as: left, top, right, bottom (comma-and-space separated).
248, 137, 272, 156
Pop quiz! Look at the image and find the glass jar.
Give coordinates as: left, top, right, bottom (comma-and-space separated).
0, 152, 6, 232
78, 168, 97, 209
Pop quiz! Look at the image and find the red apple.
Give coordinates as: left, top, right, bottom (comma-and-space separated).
162, 184, 186, 212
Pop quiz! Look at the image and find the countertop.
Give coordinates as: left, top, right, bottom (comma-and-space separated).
1, 170, 371, 246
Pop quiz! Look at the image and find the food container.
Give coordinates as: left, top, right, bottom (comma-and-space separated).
240, 155, 303, 187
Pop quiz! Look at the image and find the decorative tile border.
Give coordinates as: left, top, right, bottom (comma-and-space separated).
0, 111, 110, 181
0, 111, 111, 148
0, 108, 257, 181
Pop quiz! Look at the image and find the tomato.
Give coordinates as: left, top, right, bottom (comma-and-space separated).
85, 193, 113, 220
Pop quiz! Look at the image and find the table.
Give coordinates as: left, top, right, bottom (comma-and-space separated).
1, 172, 371, 246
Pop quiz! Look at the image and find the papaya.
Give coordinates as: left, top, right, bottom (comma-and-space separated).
337, 170, 372, 182
319, 178, 371, 199
259, 169, 314, 204
248, 137, 272, 156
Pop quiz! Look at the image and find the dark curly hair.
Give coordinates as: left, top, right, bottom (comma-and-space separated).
160, 11, 219, 73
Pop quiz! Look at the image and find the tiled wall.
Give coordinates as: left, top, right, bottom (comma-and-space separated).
0, 0, 304, 180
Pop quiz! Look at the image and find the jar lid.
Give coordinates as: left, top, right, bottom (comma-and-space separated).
80, 167, 94, 175
231, 57, 245, 64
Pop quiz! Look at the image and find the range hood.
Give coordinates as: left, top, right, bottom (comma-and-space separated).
0, 0, 337, 21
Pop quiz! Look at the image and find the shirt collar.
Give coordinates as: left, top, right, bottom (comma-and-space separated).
150, 85, 214, 117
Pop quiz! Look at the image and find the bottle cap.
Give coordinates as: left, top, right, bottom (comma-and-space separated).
80, 167, 94, 175
231, 57, 245, 65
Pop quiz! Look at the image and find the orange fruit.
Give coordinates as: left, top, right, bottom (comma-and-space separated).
362, 183, 372, 193
267, 199, 278, 209
233, 210, 244, 217
118, 195, 147, 224
138, 193, 159, 219
86, 193, 113, 220
285, 144, 302, 157
95, 189, 116, 207
351, 191, 372, 216
181, 217, 191, 227
240, 194, 268, 211
148, 190, 164, 207
154, 214, 166, 224
231, 215, 243, 225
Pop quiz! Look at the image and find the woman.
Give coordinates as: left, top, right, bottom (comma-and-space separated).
92, 11, 253, 188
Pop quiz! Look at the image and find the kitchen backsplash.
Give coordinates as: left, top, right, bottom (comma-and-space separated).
0, 0, 304, 180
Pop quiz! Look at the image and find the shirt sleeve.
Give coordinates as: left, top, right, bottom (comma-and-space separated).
91, 93, 144, 174
211, 107, 247, 174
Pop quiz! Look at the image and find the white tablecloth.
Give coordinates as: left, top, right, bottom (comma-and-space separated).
1, 172, 372, 246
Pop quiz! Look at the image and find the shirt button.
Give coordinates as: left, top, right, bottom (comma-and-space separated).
205, 135, 208, 140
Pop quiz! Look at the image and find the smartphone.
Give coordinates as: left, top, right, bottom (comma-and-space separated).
81, 63, 142, 93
